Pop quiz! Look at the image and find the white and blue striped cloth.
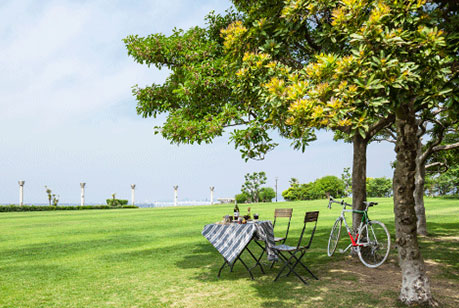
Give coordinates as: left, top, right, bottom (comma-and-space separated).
202, 221, 277, 264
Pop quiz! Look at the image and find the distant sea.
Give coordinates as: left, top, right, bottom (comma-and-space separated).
4, 201, 216, 208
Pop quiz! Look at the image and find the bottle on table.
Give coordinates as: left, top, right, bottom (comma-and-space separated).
234, 201, 240, 221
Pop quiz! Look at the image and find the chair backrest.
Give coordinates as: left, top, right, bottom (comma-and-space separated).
273, 208, 293, 243
274, 208, 293, 218
297, 211, 319, 249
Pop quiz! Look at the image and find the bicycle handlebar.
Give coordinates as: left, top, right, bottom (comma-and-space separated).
328, 196, 351, 209
328, 197, 377, 209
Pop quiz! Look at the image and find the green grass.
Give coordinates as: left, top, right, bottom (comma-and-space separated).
0, 198, 457, 307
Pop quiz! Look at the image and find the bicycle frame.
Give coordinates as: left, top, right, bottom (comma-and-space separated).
327, 197, 389, 268
331, 200, 371, 253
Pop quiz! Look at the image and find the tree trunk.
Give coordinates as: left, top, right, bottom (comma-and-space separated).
414, 138, 428, 236
393, 103, 436, 306
352, 134, 368, 233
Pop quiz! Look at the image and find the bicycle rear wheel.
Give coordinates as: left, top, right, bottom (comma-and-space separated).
327, 218, 342, 257
357, 220, 390, 268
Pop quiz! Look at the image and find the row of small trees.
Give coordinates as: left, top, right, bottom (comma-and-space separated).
282, 174, 393, 201
235, 170, 397, 203
281, 168, 457, 201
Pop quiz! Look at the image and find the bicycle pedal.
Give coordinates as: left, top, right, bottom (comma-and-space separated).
338, 249, 345, 253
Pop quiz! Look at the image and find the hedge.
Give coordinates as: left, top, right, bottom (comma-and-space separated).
0, 205, 138, 212
106, 199, 129, 206
438, 194, 459, 199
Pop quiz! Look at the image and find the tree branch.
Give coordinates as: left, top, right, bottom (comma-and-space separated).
303, 29, 320, 52
432, 141, 459, 152
367, 114, 395, 140
425, 161, 449, 173
417, 118, 428, 138
419, 121, 447, 164
373, 136, 396, 144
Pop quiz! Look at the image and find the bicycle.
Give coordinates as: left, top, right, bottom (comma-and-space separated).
327, 197, 391, 268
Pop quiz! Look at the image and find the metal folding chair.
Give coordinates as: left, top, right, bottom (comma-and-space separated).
253, 208, 293, 269
272, 211, 319, 284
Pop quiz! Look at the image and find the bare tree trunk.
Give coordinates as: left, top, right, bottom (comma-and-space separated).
352, 134, 368, 233
393, 103, 437, 306
414, 139, 428, 235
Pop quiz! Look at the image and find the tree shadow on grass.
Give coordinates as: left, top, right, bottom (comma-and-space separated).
173, 229, 346, 307
418, 222, 459, 279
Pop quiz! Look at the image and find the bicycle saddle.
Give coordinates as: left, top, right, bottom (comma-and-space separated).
363, 201, 378, 207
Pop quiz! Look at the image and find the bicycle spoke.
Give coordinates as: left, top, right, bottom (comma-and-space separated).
327, 219, 341, 257
357, 221, 390, 268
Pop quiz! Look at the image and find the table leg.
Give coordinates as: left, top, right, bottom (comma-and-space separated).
247, 246, 265, 274
217, 260, 229, 278
217, 240, 258, 280
234, 254, 254, 280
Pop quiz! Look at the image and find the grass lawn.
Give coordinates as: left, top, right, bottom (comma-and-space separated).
0, 198, 457, 307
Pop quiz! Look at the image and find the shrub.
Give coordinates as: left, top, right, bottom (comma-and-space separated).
282, 176, 345, 201
259, 187, 275, 202
314, 176, 345, 199
235, 192, 249, 204
106, 199, 128, 206
438, 194, 459, 199
367, 177, 392, 197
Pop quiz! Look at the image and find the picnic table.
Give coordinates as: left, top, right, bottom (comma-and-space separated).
202, 220, 278, 279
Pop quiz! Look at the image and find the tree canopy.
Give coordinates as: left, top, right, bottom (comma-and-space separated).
124, 9, 315, 161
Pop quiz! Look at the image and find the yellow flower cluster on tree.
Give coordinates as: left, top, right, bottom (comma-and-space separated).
221, 21, 247, 51
368, 2, 391, 25
282, 0, 332, 22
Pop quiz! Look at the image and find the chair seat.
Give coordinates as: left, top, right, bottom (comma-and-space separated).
273, 244, 297, 251
274, 236, 286, 242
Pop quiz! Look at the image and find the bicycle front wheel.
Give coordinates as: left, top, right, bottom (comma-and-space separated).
357, 220, 390, 268
327, 218, 342, 257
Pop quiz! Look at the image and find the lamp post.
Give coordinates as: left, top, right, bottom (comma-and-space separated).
80, 183, 86, 206
18, 181, 25, 206
275, 177, 279, 202
173, 185, 178, 206
131, 184, 136, 206
210, 186, 215, 205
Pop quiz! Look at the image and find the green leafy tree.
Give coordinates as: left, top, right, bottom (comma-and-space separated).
366, 177, 392, 197
262, 1, 456, 305
124, 1, 389, 234
282, 176, 345, 200
424, 130, 459, 195
259, 187, 276, 202
235, 192, 249, 204
314, 176, 346, 198
231, 0, 395, 229
414, 123, 459, 234
433, 169, 459, 195
241, 172, 267, 202
375, 116, 459, 235
124, 10, 315, 162
341, 167, 352, 197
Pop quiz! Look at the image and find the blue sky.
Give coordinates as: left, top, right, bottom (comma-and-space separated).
0, 0, 395, 204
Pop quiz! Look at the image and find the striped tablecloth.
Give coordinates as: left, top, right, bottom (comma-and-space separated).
202, 221, 277, 264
